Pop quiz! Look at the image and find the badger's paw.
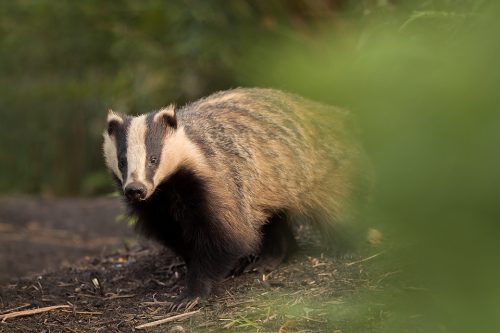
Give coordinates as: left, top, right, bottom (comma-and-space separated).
168, 292, 201, 312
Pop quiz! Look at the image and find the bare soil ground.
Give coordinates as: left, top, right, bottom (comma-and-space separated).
0, 197, 380, 332
0, 197, 132, 283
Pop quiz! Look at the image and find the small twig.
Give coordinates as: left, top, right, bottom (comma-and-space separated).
222, 319, 237, 329
0, 305, 70, 322
0, 303, 31, 315
141, 301, 171, 306
135, 310, 200, 330
301, 316, 327, 323
376, 270, 402, 284
345, 252, 383, 266
185, 298, 199, 311
61, 310, 103, 315
92, 278, 105, 297
104, 294, 135, 300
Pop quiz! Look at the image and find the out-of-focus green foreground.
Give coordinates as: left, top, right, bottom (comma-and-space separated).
245, 3, 500, 332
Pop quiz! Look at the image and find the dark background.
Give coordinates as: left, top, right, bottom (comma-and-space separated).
1, 0, 351, 196
0, 0, 476, 196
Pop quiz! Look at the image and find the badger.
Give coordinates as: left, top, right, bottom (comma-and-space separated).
103, 88, 365, 309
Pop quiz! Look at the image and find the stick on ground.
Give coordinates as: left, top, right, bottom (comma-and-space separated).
135, 310, 201, 330
0, 305, 70, 322
0, 303, 31, 315
345, 252, 383, 266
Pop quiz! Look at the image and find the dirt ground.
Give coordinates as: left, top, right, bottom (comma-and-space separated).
0, 197, 381, 332
0, 197, 132, 283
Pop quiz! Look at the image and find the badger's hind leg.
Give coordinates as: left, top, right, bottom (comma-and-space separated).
259, 212, 298, 271
239, 212, 298, 273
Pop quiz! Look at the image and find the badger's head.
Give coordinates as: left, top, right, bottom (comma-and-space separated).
102, 106, 179, 202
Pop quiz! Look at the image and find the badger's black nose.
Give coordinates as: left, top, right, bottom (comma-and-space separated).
124, 183, 147, 201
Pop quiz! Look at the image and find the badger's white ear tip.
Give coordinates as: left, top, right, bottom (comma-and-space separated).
107, 109, 123, 123
154, 105, 177, 123
160, 105, 176, 116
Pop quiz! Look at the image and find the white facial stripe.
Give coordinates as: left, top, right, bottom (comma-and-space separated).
125, 115, 148, 187
103, 133, 123, 182
153, 127, 209, 186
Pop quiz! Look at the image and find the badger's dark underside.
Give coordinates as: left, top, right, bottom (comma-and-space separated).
125, 167, 298, 308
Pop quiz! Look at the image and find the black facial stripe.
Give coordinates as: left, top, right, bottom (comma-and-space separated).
113, 117, 131, 183
145, 112, 168, 184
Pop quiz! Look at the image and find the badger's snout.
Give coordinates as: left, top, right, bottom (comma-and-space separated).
124, 182, 147, 201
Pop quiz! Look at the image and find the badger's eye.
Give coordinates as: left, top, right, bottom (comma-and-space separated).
148, 156, 158, 166
118, 158, 126, 169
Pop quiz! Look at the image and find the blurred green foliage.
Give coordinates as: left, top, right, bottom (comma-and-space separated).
243, 1, 499, 332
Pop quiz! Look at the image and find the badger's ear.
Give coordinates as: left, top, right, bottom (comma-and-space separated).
106, 109, 123, 135
154, 105, 177, 129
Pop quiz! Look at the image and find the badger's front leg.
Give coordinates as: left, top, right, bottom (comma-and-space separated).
168, 261, 217, 311
169, 235, 246, 311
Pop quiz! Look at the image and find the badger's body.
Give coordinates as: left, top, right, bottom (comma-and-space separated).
103, 88, 364, 308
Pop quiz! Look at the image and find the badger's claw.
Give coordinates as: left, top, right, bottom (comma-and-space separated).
168, 293, 201, 312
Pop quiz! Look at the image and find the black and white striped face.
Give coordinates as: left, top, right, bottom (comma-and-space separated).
102, 107, 178, 202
